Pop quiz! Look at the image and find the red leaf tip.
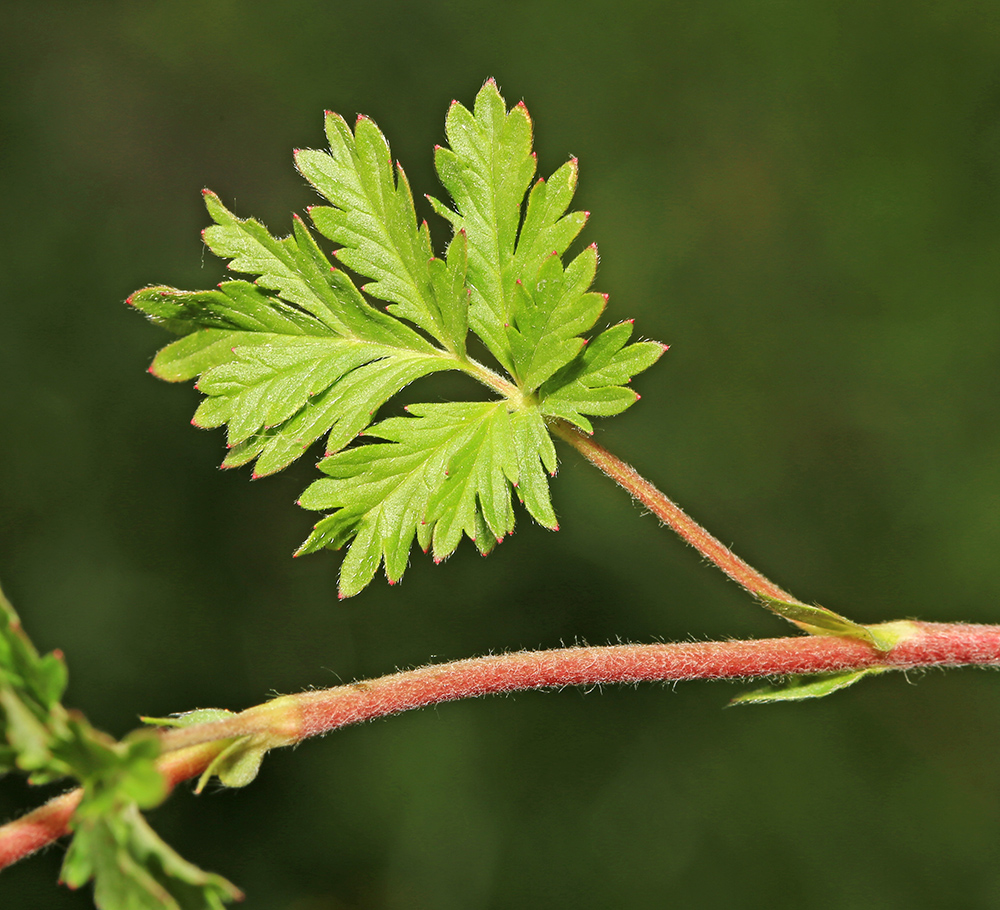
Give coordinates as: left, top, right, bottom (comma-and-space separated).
660, 343, 670, 353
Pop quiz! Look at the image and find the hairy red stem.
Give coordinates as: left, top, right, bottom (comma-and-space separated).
550, 420, 800, 603
4, 620, 1000, 872
0, 790, 81, 871
0, 742, 225, 872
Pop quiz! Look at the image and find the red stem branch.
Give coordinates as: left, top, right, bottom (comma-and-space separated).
0, 741, 223, 871
4, 620, 1000, 872
550, 419, 800, 603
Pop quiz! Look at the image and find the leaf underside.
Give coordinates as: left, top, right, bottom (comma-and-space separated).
131, 79, 665, 595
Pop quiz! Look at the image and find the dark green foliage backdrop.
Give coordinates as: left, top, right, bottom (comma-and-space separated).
2, 2, 1000, 907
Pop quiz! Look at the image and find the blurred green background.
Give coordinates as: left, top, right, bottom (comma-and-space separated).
3, 1, 1000, 907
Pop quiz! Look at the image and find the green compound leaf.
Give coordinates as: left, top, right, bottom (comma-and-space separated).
131, 79, 664, 596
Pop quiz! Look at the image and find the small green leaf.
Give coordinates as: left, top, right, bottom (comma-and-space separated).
757, 596, 890, 649
143, 708, 279, 792
62, 803, 242, 910
0, 582, 72, 778
731, 669, 884, 705
195, 735, 270, 792
141, 708, 236, 728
